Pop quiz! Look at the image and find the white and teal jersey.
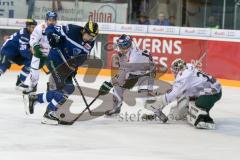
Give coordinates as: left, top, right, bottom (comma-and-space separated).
165, 63, 222, 103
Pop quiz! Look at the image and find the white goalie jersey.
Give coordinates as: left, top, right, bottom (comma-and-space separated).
165, 63, 222, 103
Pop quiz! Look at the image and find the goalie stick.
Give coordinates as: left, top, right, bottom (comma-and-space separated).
191, 51, 207, 68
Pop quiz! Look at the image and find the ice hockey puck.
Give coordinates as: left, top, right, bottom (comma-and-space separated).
60, 113, 65, 118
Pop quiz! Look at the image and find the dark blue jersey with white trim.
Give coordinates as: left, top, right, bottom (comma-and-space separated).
45, 24, 95, 59
0, 28, 32, 60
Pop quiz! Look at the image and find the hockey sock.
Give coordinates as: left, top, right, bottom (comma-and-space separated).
19, 66, 30, 82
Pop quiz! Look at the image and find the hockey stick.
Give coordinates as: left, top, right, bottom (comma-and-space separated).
191, 51, 207, 68
59, 93, 101, 125
55, 48, 92, 115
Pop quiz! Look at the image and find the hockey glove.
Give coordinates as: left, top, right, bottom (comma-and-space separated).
47, 33, 62, 48
99, 81, 113, 95
32, 45, 43, 58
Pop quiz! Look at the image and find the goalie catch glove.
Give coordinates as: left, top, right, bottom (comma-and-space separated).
99, 81, 113, 95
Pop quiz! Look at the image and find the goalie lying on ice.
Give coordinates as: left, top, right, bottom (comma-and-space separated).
145, 58, 222, 129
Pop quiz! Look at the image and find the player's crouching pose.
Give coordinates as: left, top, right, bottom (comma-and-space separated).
102, 34, 156, 116
0, 19, 37, 90
145, 58, 222, 129
24, 11, 58, 94
23, 21, 99, 125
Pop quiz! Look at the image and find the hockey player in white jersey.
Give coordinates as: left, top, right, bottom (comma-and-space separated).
100, 34, 156, 116
145, 58, 222, 129
24, 11, 58, 93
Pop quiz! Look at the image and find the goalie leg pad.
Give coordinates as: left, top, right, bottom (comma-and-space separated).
187, 101, 207, 126
187, 102, 215, 129
168, 96, 189, 120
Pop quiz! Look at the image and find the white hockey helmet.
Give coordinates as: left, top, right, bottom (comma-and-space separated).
171, 58, 186, 76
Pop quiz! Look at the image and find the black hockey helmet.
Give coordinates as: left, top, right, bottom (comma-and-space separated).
83, 21, 99, 37
26, 19, 37, 27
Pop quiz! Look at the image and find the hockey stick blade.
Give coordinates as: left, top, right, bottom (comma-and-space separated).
59, 94, 101, 125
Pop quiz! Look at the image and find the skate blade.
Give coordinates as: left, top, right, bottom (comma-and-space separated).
104, 113, 120, 118
23, 94, 30, 115
41, 117, 59, 125
16, 86, 28, 92
22, 90, 37, 95
196, 122, 216, 130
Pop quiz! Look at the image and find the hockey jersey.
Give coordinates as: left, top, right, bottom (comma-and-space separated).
165, 63, 222, 103
45, 24, 95, 60
29, 22, 51, 57
118, 46, 154, 74
1, 28, 32, 60
112, 46, 155, 87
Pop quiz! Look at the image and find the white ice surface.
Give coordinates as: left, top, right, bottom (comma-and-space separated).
0, 72, 239, 160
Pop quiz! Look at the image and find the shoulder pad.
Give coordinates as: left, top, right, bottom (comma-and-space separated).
19, 28, 25, 35
176, 68, 192, 81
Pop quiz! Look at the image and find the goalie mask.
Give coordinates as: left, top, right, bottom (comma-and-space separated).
116, 34, 132, 54
171, 58, 186, 76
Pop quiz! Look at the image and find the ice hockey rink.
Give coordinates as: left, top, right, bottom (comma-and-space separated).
0, 71, 239, 160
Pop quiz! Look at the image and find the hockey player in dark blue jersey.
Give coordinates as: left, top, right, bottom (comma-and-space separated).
23, 21, 99, 125
0, 19, 37, 90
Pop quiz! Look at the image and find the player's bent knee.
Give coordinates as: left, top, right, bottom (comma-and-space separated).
63, 84, 75, 95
